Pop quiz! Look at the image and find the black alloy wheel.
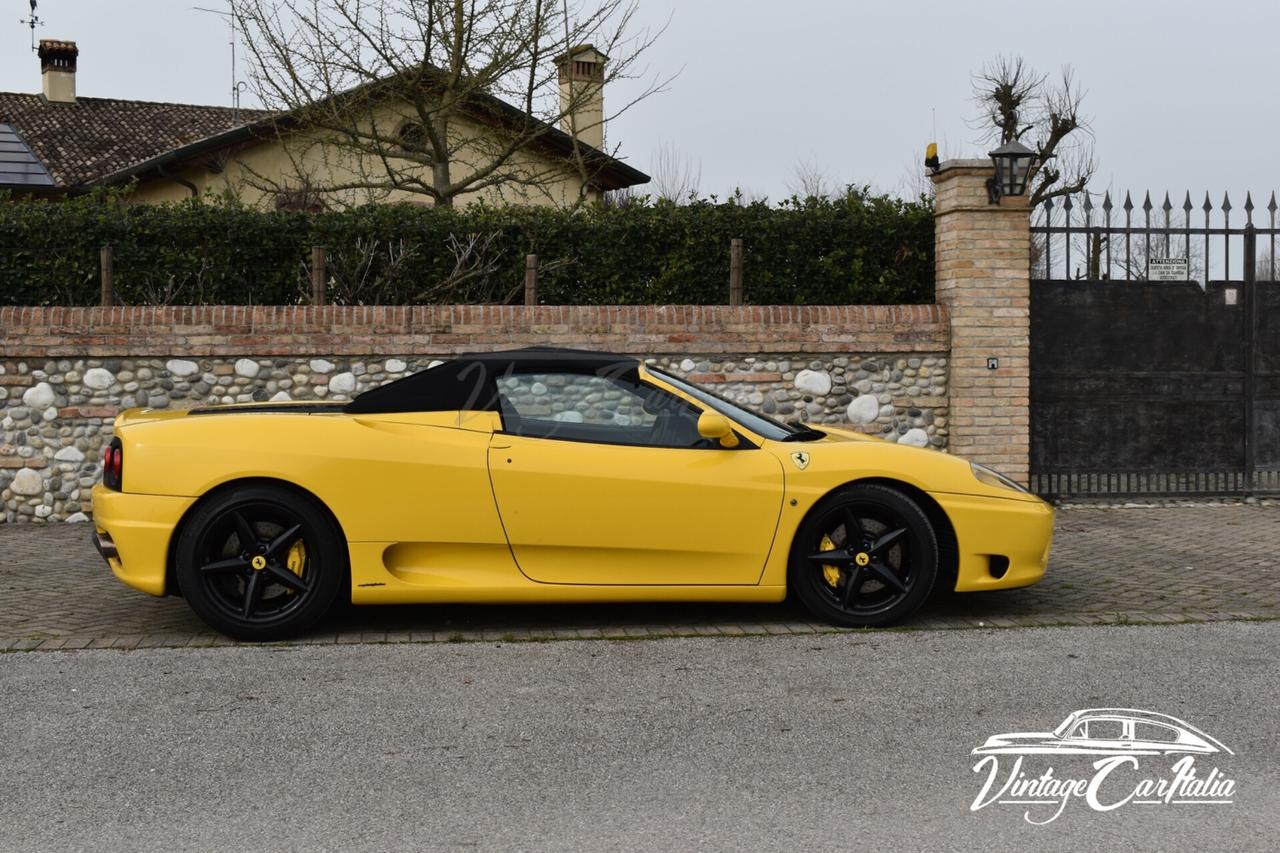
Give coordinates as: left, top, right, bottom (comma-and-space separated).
175, 485, 344, 641
789, 483, 938, 628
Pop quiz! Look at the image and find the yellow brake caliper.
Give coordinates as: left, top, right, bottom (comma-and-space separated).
284, 539, 307, 592
820, 534, 841, 588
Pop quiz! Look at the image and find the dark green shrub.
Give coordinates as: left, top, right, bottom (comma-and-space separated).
0, 187, 933, 305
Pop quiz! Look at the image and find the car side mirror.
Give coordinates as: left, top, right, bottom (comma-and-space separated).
697, 411, 739, 448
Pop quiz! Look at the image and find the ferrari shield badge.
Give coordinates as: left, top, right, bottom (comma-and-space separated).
790, 451, 810, 470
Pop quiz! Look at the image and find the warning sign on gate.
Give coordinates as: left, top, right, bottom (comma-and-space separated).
1149, 258, 1190, 280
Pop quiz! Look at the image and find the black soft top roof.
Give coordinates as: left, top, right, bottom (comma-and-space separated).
343, 347, 641, 414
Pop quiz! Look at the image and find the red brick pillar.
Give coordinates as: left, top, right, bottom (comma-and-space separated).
931, 160, 1031, 484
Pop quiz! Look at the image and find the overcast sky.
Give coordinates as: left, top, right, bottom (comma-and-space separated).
3, 0, 1278, 206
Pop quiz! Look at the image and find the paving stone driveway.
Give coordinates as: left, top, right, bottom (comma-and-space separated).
1, 505, 1277, 650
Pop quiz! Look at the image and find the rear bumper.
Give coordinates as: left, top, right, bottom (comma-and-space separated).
90, 484, 195, 597
930, 492, 1055, 592
91, 528, 118, 561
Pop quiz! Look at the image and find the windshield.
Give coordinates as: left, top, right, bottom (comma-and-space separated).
1053, 713, 1082, 738
647, 367, 804, 442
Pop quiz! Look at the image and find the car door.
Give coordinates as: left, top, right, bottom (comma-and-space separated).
487, 369, 785, 585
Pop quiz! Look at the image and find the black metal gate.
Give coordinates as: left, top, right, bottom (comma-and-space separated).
1030, 191, 1280, 498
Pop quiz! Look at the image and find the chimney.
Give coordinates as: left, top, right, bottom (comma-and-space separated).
556, 45, 607, 150
39, 39, 78, 104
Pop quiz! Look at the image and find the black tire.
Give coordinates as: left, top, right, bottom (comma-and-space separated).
788, 483, 938, 628
175, 484, 344, 641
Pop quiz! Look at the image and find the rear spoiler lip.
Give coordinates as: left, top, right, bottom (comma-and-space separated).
187, 403, 348, 416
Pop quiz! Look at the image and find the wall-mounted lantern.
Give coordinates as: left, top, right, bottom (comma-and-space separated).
987, 139, 1037, 204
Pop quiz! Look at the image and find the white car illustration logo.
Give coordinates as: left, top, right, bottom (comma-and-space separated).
972, 708, 1233, 757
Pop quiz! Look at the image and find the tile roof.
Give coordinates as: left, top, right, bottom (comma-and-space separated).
98, 86, 649, 192
0, 92, 271, 189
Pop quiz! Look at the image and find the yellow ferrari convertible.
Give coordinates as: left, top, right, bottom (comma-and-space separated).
91, 347, 1053, 639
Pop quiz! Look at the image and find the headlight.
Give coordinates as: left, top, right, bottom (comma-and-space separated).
971, 462, 1030, 494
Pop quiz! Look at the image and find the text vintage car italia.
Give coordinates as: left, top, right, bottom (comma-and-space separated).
91, 348, 1054, 639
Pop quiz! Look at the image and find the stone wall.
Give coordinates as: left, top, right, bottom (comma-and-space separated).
646, 355, 946, 443
0, 305, 949, 523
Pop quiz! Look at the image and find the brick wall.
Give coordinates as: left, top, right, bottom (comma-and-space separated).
0, 305, 950, 522
0, 305, 947, 357
931, 160, 1031, 484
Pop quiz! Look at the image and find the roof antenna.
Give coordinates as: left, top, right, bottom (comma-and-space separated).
20, 0, 45, 52
192, 4, 248, 123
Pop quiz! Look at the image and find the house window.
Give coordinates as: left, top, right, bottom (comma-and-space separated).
396, 121, 428, 155
273, 184, 325, 213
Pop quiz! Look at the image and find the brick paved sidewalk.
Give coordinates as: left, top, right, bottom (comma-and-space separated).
1, 505, 1277, 650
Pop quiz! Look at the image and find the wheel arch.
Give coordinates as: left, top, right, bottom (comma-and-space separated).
793, 477, 960, 594
164, 477, 351, 598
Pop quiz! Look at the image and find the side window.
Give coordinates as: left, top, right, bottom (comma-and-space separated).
496, 372, 709, 448
1131, 722, 1181, 743
1071, 719, 1126, 740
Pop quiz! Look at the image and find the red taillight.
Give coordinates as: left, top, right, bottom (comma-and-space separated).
103, 442, 123, 490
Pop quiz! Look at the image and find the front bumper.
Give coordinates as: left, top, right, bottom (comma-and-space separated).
90, 484, 195, 597
930, 492, 1055, 592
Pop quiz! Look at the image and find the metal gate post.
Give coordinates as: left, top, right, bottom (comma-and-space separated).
1244, 225, 1257, 495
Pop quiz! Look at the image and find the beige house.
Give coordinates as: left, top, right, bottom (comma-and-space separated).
0, 40, 648, 207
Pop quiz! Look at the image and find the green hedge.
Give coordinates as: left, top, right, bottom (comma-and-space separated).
0, 188, 934, 305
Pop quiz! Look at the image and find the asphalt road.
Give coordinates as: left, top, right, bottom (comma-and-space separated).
2, 621, 1278, 852
6, 505, 1280, 646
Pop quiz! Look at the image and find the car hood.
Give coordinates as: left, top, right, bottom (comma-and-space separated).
972, 732, 1057, 753
766, 426, 1044, 503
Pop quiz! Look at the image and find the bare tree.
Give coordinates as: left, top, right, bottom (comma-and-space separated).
230, 0, 669, 208
648, 140, 701, 202
1086, 230, 1206, 282
601, 184, 641, 208
326, 237, 423, 304
972, 56, 1095, 206
897, 148, 936, 200
786, 157, 834, 200
1255, 249, 1279, 282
